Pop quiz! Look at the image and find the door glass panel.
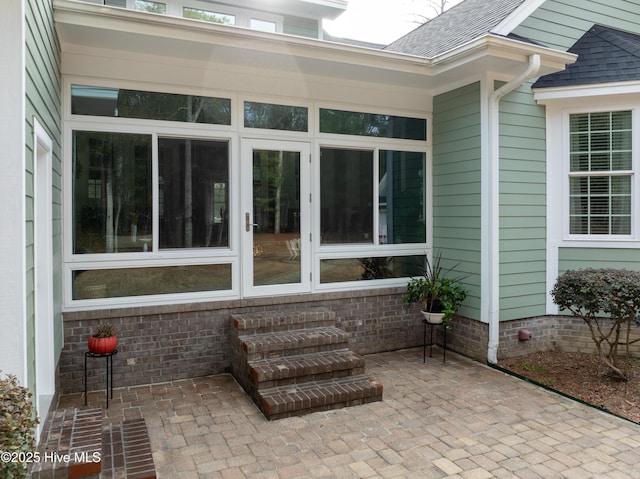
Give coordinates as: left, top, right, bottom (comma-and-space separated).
252, 149, 301, 286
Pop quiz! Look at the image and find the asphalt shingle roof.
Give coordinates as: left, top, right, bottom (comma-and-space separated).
384, 0, 527, 58
533, 24, 640, 88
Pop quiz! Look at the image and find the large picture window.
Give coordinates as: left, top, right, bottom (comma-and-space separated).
320, 148, 426, 245
73, 132, 230, 254
569, 111, 632, 235
73, 131, 152, 254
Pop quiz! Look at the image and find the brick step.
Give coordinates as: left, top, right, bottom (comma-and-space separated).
101, 419, 156, 479
258, 375, 383, 420
30, 410, 155, 479
249, 349, 366, 389
239, 327, 350, 361
31, 408, 103, 479
232, 308, 336, 335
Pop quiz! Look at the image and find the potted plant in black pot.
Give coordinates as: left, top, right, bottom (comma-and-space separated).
403, 252, 468, 328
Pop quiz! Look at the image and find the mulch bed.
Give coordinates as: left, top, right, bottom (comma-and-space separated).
499, 350, 640, 424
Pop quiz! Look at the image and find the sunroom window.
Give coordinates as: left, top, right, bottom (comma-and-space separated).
569, 111, 632, 235
182, 7, 235, 24
134, 0, 166, 14
320, 148, 425, 245
158, 138, 229, 248
73, 131, 152, 254
71, 85, 231, 125
72, 132, 230, 254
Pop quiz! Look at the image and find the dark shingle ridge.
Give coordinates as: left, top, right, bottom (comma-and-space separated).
384, 0, 527, 58
533, 24, 640, 89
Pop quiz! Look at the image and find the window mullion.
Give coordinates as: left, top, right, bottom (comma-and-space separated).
152, 133, 159, 254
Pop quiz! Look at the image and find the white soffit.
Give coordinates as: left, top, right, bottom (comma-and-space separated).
54, 0, 575, 91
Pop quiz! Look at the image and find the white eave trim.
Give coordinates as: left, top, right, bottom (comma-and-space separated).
534, 80, 640, 103
54, 0, 576, 81
430, 33, 576, 75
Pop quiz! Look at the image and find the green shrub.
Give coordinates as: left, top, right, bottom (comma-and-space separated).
0, 373, 38, 479
551, 268, 640, 380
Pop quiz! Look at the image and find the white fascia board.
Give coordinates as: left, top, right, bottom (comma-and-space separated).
492, 0, 547, 36
534, 81, 640, 103
431, 33, 576, 76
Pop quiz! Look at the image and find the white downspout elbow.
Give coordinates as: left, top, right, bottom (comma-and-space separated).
486, 54, 541, 364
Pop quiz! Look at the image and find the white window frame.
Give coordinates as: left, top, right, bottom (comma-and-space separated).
126, 0, 284, 32
63, 78, 431, 307
566, 109, 634, 238
313, 103, 431, 291
538, 86, 640, 248
63, 78, 242, 310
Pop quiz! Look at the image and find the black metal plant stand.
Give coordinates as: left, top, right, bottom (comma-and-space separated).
423, 320, 446, 363
84, 349, 117, 408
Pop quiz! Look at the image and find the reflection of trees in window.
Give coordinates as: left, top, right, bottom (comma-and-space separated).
73, 132, 152, 254
159, 139, 229, 248
244, 102, 308, 132
319, 109, 426, 140
379, 151, 425, 244
71, 85, 231, 125
116, 90, 231, 125
252, 150, 300, 235
320, 148, 373, 244
134, 0, 166, 14
183, 7, 235, 24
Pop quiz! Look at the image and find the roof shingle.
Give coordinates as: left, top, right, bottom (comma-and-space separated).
384, 0, 527, 58
533, 24, 640, 88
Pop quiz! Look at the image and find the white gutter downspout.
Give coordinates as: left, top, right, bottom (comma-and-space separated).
486, 54, 541, 364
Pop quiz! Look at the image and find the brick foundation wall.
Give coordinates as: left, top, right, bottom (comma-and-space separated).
416, 314, 640, 363
60, 288, 640, 394
61, 288, 423, 394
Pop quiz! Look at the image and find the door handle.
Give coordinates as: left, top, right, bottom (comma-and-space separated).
245, 212, 258, 232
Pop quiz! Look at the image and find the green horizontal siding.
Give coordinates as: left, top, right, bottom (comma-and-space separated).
516, 0, 640, 50
433, 82, 482, 320
559, 248, 640, 273
25, 0, 62, 398
498, 79, 548, 321
517, 0, 640, 305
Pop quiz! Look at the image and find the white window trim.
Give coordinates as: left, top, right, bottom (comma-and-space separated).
541, 91, 640, 249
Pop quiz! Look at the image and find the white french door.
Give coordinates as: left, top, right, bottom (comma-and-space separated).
241, 139, 311, 297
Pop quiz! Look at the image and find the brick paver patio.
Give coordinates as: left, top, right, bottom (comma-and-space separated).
57, 348, 640, 478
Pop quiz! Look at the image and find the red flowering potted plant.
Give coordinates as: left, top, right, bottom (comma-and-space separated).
87, 323, 118, 355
